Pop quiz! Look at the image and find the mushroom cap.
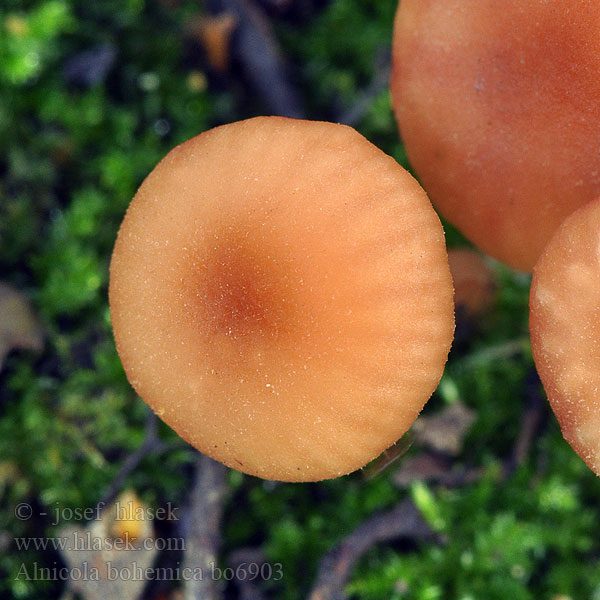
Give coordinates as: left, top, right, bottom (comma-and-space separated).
391, 0, 600, 272
109, 116, 455, 482
530, 198, 600, 475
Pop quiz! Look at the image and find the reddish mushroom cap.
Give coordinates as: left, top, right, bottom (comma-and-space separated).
391, 0, 600, 271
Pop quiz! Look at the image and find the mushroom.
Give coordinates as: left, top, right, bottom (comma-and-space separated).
391, 0, 600, 271
448, 249, 496, 320
109, 116, 455, 482
530, 198, 600, 475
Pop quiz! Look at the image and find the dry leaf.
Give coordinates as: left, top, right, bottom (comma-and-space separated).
197, 0, 305, 117
108, 489, 153, 543
412, 402, 476, 456
189, 13, 238, 72
58, 490, 157, 600
0, 282, 44, 371
392, 453, 451, 488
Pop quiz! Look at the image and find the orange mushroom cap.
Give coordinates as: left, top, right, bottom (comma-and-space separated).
109, 116, 455, 481
530, 197, 600, 475
391, 0, 600, 271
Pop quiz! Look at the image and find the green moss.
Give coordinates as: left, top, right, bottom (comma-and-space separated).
2, 1, 600, 599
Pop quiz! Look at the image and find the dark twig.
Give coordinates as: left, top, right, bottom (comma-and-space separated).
98, 410, 174, 508
308, 499, 433, 600
311, 394, 544, 600
503, 369, 548, 478
336, 46, 391, 127
183, 453, 229, 600
207, 0, 306, 117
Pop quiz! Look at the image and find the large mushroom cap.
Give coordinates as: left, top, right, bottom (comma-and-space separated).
391, 0, 600, 272
109, 116, 455, 482
530, 198, 600, 475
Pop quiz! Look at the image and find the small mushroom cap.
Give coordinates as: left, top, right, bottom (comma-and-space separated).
530, 198, 600, 475
109, 116, 454, 482
391, 0, 600, 271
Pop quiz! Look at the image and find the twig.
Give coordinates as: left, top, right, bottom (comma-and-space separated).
503, 369, 548, 478
183, 453, 229, 600
98, 410, 174, 508
451, 337, 531, 373
397, 370, 547, 489
55, 413, 108, 470
308, 499, 433, 600
337, 47, 391, 127
207, 0, 306, 117
392, 452, 484, 489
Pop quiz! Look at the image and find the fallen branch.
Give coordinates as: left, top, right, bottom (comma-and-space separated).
183, 453, 229, 600
308, 499, 433, 600
503, 369, 548, 478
